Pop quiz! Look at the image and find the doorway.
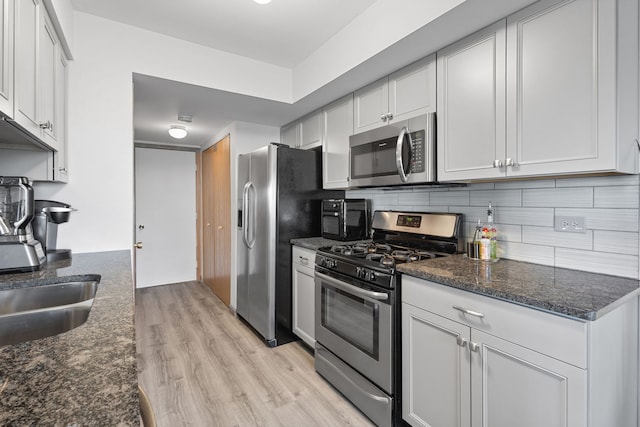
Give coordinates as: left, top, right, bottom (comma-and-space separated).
134, 147, 197, 288
201, 135, 231, 306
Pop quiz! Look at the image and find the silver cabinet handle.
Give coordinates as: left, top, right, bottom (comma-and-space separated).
469, 341, 480, 352
58, 167, 67, 173
452, 305, 485, 318
456, 336, 468, 348
380, 114, 388, 122
316, 271, 389, 301
39, 121, 53, 130
299, 256, 309, 265
395, 126, 412, 183
386, 112, 394, 121
506, 158, 517, 167
492, 159, 503, 168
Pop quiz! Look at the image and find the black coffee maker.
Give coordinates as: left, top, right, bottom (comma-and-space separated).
0, 177, 46, 273
33, 200, 75, 261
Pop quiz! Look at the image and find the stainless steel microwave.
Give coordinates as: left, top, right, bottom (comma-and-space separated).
349, 113, 435, 187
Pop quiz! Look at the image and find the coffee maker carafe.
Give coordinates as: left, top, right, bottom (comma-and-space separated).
0, 176, 46, 273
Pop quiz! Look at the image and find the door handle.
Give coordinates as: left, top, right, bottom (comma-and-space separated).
134, 242, 143, 249
395, 126, 412, 183
242, 182, 251, 248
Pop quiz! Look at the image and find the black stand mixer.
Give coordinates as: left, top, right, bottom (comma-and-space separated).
0, 176, 46, 273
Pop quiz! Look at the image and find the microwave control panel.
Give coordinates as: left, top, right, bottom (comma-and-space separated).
409, 130, 425, 173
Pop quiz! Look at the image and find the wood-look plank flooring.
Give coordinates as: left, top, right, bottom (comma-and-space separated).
135, 281, 374, 427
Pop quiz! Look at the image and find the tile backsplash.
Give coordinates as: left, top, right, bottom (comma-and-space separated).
347, 175, 640, 279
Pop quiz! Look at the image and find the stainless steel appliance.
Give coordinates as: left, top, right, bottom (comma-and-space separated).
237, 143, 343, 347
349, 113, 435, 188
32, 200, 75, 261
0, 176, 46, 273
314, 210, 463, 426
321, 198, 370, 241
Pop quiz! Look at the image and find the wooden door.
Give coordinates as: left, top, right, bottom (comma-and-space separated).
202, 135, 231, 306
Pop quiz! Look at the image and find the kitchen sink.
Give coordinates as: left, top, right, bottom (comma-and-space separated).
0, 279, 100, 347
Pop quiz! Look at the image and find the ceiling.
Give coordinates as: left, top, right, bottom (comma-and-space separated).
71, 0, 378, 149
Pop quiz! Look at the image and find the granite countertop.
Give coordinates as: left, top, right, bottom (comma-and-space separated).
0, 250, 139, 425
398, 254, 640, 321
290, 236, 372, 250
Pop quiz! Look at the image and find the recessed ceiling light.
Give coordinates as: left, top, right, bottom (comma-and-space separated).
254, 0, 272, 4
168, 125, 187, 139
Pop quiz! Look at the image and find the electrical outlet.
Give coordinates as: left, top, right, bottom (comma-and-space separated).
554, 216, 586, 233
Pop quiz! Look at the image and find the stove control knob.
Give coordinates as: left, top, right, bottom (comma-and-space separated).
356, 267, 366, 279
330, 260, 338, 268
320, 258, 327, 267
369, 272, 376, 281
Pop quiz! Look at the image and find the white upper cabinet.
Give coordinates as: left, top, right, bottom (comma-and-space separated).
14, 0, 65, 152
437, 21, 507, 181
280, 121, 299, 147
354, 55, 436, 134
0, 0, 13, 118
437, 0, 638, 182
54, 52, 68, 182
322, 94, 353, 189
505, 0, 637, 176
39, 10, 59, 150
298, 110, 322, 150
14, 0, 40, 138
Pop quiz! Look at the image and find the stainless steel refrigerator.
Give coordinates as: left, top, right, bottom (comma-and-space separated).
237, 143, 343, 347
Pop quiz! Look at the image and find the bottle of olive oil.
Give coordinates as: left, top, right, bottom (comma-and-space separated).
482, 202, 498, 260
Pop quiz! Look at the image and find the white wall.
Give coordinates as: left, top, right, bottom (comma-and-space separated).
207, 122, 280, 309
34, 12, 293, 254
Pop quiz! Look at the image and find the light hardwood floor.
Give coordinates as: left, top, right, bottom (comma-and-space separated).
135, 281, 374, 426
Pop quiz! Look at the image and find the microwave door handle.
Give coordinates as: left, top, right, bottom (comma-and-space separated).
395, 127, 412, 182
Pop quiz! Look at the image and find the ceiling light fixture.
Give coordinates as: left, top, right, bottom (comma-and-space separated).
254, 0, 272, 4
168, 125, 187, 139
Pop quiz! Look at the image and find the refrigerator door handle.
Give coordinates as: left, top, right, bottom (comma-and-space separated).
246, 182, 256, 249
242, 182, 252, 248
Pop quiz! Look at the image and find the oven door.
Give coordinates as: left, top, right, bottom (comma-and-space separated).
315, 268, 393, 394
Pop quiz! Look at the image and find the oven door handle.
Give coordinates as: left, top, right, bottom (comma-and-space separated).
395, 126, 412, 183
316, 271, 389, 301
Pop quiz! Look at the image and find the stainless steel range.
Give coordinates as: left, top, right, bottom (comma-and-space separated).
314, 210, 463, 427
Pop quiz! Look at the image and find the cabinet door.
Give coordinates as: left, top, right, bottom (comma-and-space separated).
299, 111, 322, 149
53, 53, 68, 182
14, 0, 40, 137
402, 303, 471, 427
353, 77, 388, 133
389, 55, 436, 122
292, 246, 316, 347
0, 0, 13, 118
505, 0, 616, 176
281, 122, 299, 147
322, 94, 353, 189
39, 10, 59, 150
471, 329, 587, 427
436, 21, 507, 182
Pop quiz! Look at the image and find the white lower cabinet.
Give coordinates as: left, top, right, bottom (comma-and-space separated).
402, 275, 638, 427
292, 245, 316, 347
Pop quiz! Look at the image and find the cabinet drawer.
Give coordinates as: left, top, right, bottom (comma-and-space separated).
402, 275, 588, 368
292, 246, 316, 269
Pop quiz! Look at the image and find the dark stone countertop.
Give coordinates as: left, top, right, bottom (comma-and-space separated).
0, 250, 138, 425
290, 236, 371, 251
398, 254, 640, 321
